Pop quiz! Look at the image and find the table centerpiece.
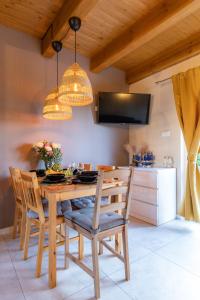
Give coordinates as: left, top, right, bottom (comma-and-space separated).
32, 140, 62, 171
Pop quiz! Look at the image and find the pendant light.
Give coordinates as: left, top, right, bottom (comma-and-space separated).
58, 17, 93, 106
43, 41, 72, 120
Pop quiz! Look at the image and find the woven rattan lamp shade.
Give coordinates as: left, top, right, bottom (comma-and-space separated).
58, 63, 93, 106
43, 89, 72, 120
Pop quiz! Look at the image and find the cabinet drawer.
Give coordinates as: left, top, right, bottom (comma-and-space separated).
130, 199, 158, 222
133, 170, 157, 188
132, 185, 158, 205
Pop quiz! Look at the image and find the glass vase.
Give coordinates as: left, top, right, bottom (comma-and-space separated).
44, 160, 53, 170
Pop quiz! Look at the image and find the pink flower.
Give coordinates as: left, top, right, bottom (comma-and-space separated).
45, 146, 52, 152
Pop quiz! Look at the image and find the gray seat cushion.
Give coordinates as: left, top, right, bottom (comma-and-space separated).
61, 200, 72, 214
64, 208, 125, 234
71, 196, 109, 209
28, 198, 72, 218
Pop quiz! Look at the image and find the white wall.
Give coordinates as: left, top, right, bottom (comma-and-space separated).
129, 54, 200, 210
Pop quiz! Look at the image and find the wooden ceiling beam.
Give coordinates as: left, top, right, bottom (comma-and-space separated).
41, 0, 98, 57
126, 32, 200, 84
90, 0, 200, 73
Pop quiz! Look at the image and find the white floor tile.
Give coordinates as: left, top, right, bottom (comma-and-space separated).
22, 265, 94, 300
108, 252, 200, 300
0, 259, 18, 280
0, 248, 11, 263
0, 278, 25, 300
15, 256, 95, 299
155, 235, 200, 277
1, 219, 200, 300
96, 241, 150, 276
65, 276, 135, 300
0, 240, 8, 252
69, 229, 150, 277
128, 218, 192, 251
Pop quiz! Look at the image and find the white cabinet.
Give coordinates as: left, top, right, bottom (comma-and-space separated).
129, 167, 176, 226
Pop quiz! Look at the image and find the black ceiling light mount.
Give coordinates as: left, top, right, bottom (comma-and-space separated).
69, 16, 81, 32
68, 16, 81, 63
51, 41, 63, 90
52, 40, 63, 53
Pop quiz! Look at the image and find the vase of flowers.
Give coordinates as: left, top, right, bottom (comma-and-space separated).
33, 141, 62, 170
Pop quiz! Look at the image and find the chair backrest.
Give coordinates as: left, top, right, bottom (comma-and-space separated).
20, 171, 45, 223
9, 167, 26, 209
79, 163, 92, 171
96, 165, 115, 171
92, 167, 134, 231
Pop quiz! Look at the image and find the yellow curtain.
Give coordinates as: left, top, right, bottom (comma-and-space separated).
172, 66, 200, 222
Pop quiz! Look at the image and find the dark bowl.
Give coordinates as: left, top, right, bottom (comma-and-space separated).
30, 169, 46, 177
81, 171, 98, 176
78, 175, 97, 182
46, 173, 65, 181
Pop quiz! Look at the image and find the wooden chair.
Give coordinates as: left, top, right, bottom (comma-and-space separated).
96, 165, 116, 230
71, 163, 93, 210
96, 165, 115, 171
20, 171, 83, 278
79, 163, 92, 171
9, 167, 26, 249
64, 168, 134, 299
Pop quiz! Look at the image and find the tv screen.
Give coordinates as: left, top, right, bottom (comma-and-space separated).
97, 92, 151, 124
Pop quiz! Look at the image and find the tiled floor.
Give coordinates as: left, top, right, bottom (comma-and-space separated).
1, 217, 200, 300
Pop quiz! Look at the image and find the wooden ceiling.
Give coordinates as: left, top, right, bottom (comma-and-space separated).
1, 0, 200, 84
0, 0, 65, 38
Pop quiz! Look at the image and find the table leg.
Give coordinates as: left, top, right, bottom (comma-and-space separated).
115, 194, 122, 254
48, 193, 57, 288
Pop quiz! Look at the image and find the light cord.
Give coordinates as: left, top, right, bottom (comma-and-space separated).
57, 51, 59, 90
75, 30, 77, 63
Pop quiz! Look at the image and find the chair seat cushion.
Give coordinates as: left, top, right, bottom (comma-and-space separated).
64, 208, 125, 233
60, 200, 72, 214
28, 198, 72, 218
71, 196, 109, 209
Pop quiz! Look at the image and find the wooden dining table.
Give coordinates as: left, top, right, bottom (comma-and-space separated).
39, 180, 123, 288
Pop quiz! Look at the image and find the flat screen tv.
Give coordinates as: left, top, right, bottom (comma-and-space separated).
97, 92, 151, 124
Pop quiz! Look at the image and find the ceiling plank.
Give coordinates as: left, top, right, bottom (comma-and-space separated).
41, 0, 98, 57
90, 0, 200, 73
126, 31, 200, 84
